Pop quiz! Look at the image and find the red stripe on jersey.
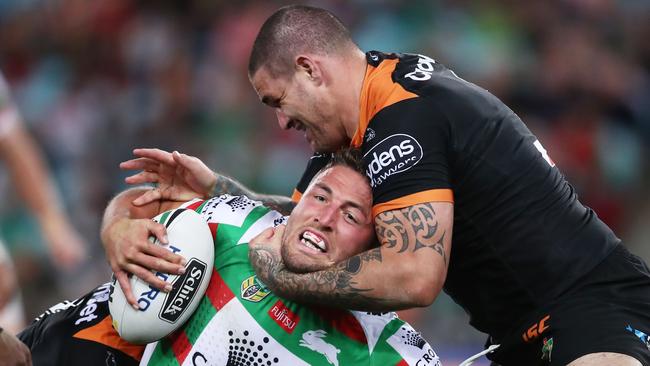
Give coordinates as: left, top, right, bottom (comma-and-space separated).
310, 306, 367, 344
208, 223, 218, 241
205, 268, 234, 311
169, 330, 192, 364
396, 359, 409, 366
186, 200, 204, 211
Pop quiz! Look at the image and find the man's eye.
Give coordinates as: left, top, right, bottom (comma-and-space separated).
314, 195, 326, 202
345, 212, 358, 223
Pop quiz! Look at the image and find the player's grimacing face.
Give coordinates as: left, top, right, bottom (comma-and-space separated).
281, 165, 375, 273
251, 66, 349, 153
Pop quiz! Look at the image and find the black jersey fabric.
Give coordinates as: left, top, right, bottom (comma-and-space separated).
18, 283, 144, 366
295, 51, 620, 340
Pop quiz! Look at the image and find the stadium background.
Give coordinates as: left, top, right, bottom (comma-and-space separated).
0, 0, 648, 364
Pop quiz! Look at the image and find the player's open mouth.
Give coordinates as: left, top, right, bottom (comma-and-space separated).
289, 119, 306, 131
300, 230, 327, 253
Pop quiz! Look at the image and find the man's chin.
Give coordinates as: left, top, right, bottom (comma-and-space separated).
281, 242, 328, 273
284, 259, 325, 274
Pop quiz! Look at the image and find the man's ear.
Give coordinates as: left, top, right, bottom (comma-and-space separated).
295, 55, 323, 86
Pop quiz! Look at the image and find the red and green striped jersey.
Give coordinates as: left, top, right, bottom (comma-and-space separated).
140, 195, 441, 366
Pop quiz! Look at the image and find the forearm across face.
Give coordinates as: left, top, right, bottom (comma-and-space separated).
250, 202, 453, 311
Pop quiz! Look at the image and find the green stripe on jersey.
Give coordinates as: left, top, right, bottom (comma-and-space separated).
146, 340, 179, 366
157, 210, 172, 225
370, 318, 408, 366
213, 205, 271, 258
182, 295, 217, 344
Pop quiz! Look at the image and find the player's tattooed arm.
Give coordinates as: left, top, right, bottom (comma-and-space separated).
249, 202, 453, 311
212, 174, 295, 215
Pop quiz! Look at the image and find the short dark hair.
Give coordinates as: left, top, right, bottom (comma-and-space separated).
321, 148, 366, 181
248, 5, 356, 78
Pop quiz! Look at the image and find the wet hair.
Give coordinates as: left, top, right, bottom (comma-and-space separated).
248, 5, 357, 78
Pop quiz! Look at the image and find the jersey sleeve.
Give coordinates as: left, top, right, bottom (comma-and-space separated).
362, 97, 454, 217
350, 311, 441, 366
373, 319, 442, 366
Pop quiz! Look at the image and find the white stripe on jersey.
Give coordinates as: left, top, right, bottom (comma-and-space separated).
237, 211, 287, 245
350, 311, 396, 354
386, 322, 441, 366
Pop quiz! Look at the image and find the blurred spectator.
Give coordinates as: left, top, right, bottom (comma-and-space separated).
0, 72, 86, 333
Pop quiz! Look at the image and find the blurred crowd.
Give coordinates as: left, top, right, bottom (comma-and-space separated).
0, 0, 648, 363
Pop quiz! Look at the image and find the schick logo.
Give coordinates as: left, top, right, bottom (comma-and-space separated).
364, 134, 423, 187
405, 55, 436, 81
159, 258, 206, 323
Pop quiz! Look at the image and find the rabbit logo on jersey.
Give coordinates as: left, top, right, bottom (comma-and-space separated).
364, 134, 423, 187
300, 330, 340, 366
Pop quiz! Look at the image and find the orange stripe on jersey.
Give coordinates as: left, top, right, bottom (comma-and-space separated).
73, 316, 145, 361
351, 59, 418, 148
291, 188, 302, 203
372, 189, 454, 217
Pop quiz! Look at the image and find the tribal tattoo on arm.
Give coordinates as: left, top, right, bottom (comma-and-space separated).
249, 202, 449, 310
376, 202, 448, 265
211, 174, 295, 215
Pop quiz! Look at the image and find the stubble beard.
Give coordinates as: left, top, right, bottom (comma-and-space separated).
280, 228, 324, 274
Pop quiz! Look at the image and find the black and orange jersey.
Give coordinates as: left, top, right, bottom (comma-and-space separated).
294, 51, 620, 339
18, 283, 144, 366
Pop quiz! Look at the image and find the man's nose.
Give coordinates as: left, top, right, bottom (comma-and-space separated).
276, 109, 290, 129
314, 206, 336, 228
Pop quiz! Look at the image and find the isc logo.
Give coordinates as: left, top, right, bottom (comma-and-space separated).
522, 314, 550, 342
405, 55, 436, 81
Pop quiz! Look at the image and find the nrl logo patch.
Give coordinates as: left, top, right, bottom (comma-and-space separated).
241, 275, 270, 303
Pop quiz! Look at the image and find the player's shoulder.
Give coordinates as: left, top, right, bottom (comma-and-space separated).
182, 195, 286, 249
368, 51, 465, 95
182, 195, 282, 226
350, 311, 441, 365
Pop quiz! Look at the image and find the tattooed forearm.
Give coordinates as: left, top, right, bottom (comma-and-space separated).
250, 246, 391, 310
376, 203, 448, 265
212, 174, 295, 215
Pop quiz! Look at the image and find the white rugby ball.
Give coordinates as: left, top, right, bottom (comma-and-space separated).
109, 208, 214, 344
